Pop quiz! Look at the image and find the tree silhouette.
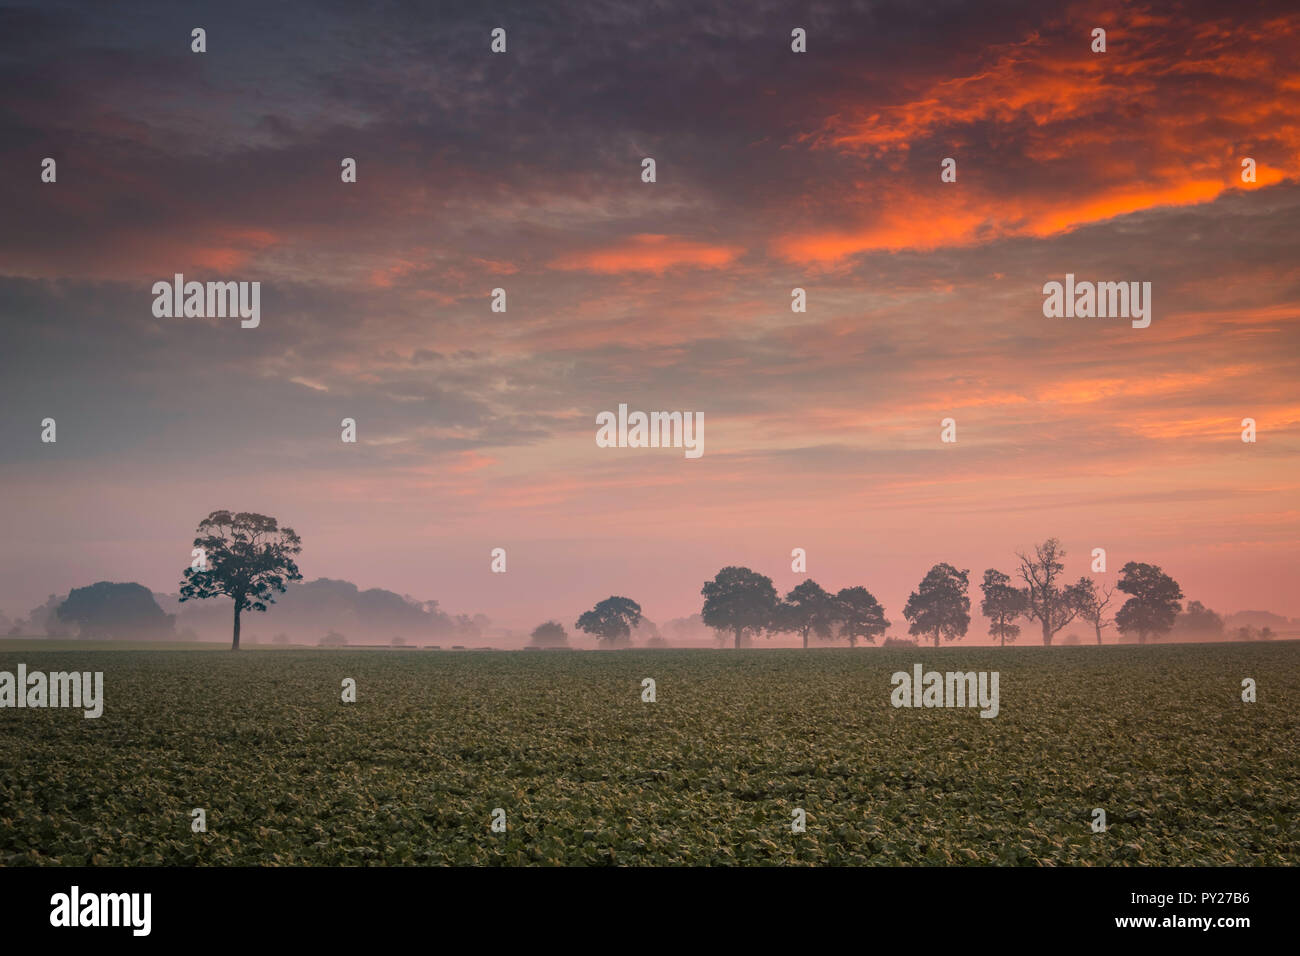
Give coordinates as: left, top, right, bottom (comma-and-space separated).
1115, 562, 1183, 644
1175, 600, 1224, 638
575, 596, 642, 645
779, 580, 839, 648
56, 582, 174, 640
529, 620, 570, 647
903, 563, 970, 647
980, 569, 1028, 646
1072, 577, 1116, 644
178, 511, 303, 651
1015, 538, 1089, 645
834, 586, 888, 647
701, 566, 778, 649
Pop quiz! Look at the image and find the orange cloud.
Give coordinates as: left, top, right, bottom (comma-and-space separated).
777, 10, 1300, 263
548, 234, 744, 274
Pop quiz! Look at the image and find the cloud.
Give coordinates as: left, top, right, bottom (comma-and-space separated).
776, 7, 1300, 261
548, 234, 744, 274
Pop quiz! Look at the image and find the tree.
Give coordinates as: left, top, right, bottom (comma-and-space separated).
1114, 562, 1183, 644
701, 566, 779, 649
178, 511, 303, 651
529, 620, 570, 648
56, 582, 175, 640
1072, 577, 1116, 644
779, 580, 839, 649
903, 563, 970, 647
1175, 600, 1224, 638
575, 596, 642, 646
24, 593, 76, 638
980, 569, 1028, 646
834, 586, 888, 647
1015, 538, 1089, 645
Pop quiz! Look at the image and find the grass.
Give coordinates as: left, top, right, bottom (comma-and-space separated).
0, 642, 1296, 865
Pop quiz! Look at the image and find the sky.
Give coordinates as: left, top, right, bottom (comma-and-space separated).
1, 0, 1298, 635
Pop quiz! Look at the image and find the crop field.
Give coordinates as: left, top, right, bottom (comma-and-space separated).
1, 642, 1297, 866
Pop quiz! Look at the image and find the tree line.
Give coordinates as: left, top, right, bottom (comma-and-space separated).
573, 538, 1185, 648
166, 514, 1189, 651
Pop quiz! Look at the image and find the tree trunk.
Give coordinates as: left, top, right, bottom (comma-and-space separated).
1042, 619, 1053, 645
232, 602, 242, 651
849, 635, 856, 648
1000, 630, 1005, 647
802, 630, 808, 649
1095, 623, 1102, 644
933, 631, 940, 648
734, 627, 742, 649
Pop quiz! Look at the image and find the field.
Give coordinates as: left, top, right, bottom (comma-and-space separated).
1, 642, 1297, 865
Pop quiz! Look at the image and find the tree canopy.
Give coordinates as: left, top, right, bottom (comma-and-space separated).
980, 569, 1028, 646
903, 563, 971, 647
56, 581, 174, 640
700, 566, 779, 649
178, 510, 303, 651
1115, 561, 1183, 643
530, 620, 570, 647
835, 586, 889, 647
575, 596, 642, 645
778, 579, 839, 648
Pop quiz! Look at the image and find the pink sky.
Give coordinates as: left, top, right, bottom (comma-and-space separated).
1, 1, 1297, 633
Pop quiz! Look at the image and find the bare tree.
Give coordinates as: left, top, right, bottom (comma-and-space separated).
1015, 538, 1087, 646
1073, 577, 1116, 644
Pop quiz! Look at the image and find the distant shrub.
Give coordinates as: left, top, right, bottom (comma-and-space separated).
882, 636, 917, 648
319, 630, 347, 647
530, 620, 570, 647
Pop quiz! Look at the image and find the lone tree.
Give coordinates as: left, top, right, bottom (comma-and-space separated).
903, 563, 971, 647
575, 596, 642, 646
779, 580, 839, 649
835, 586, 888, 647
1015, 538, 1089, 645
1072, 577, 1117, 644
1114, 562, 1183, 644
701, 566, 779, 649
980, 569, 1028, 646
178, 511, 303, 651
529, 620, 570, 648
